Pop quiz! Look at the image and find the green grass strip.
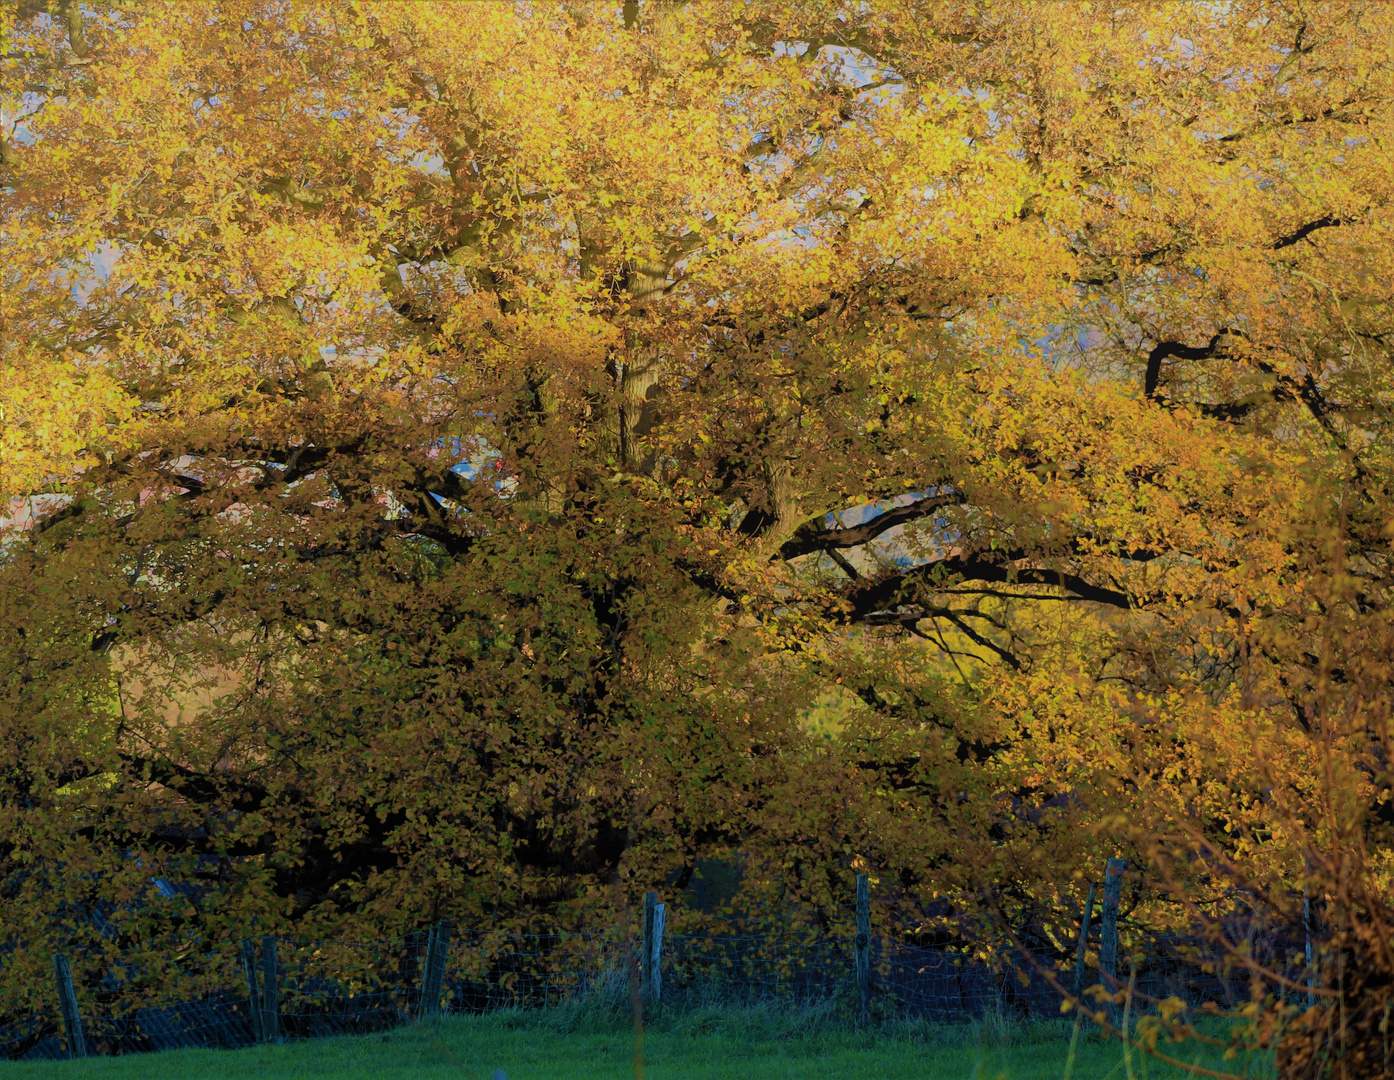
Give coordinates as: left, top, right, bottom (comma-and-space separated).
0, 1004, 1273, 1080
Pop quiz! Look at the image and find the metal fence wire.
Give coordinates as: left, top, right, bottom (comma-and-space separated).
0, 950, 256, 1061
664, 928, 847, 1006
1, 893, 1318, 1061
445, 926, 632, 1012
274, 936, 434, 1039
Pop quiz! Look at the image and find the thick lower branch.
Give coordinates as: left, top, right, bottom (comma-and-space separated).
846, 555, 1135, 619
780, 492, 959, 559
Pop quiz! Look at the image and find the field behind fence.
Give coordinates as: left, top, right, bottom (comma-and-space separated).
2, 867, 1315, 1063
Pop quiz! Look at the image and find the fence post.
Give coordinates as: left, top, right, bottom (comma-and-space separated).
649, 904, 665, 1005
855, 873, 871, 1026
641, 891, 658, 999
1099, 858, 1126, 985
1304, 871, 1316, 1010
419, 922, 435, 1017
260, 935, 279, 1043
419, 919, 452, 1018
1073, 885, 1096, 996
51, 954, 86, 1059
241, 939, 263, 1042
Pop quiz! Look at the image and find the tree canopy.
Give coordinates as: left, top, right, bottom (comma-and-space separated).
3, 1, 1394, 1066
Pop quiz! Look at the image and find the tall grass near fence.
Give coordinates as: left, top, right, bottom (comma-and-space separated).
0, 999, 1277, 1080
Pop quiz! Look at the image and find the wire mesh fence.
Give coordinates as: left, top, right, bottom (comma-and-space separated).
276, 936, 432, 1040
663, 927, 848, 1007
445, 926, 632, 1012
1, 884, 1319, 1062
884, 944, 1054, 1022
0, 950, 257, 1061
880, 935, 1311, 1025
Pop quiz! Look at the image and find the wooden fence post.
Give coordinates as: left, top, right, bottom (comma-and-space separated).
641, 891, 657, 999
419, 919, 452, 1018
51, 954, 86, 1059
1073, 885, 1096, 996
260, 935, 279, 1042
1304, 875, 1317, 1009
649, 904, 665, 1005
855, 873, 871, 1026
1099, 858, 1126, 985
241, 939, 263, 1042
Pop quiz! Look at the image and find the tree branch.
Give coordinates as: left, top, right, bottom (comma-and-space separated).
846, 554, 1135, 620
780, 492, 959, 559
1144, 332, 1227, 399
1271, 215, 1347, 251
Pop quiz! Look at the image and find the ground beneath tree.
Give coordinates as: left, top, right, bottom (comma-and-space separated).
0, 1009, 1269, 1080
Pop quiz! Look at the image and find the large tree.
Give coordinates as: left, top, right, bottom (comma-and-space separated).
3, 0, 1393, 1058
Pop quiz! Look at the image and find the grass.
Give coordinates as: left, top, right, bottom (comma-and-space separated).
0, 999, 1276, 1080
